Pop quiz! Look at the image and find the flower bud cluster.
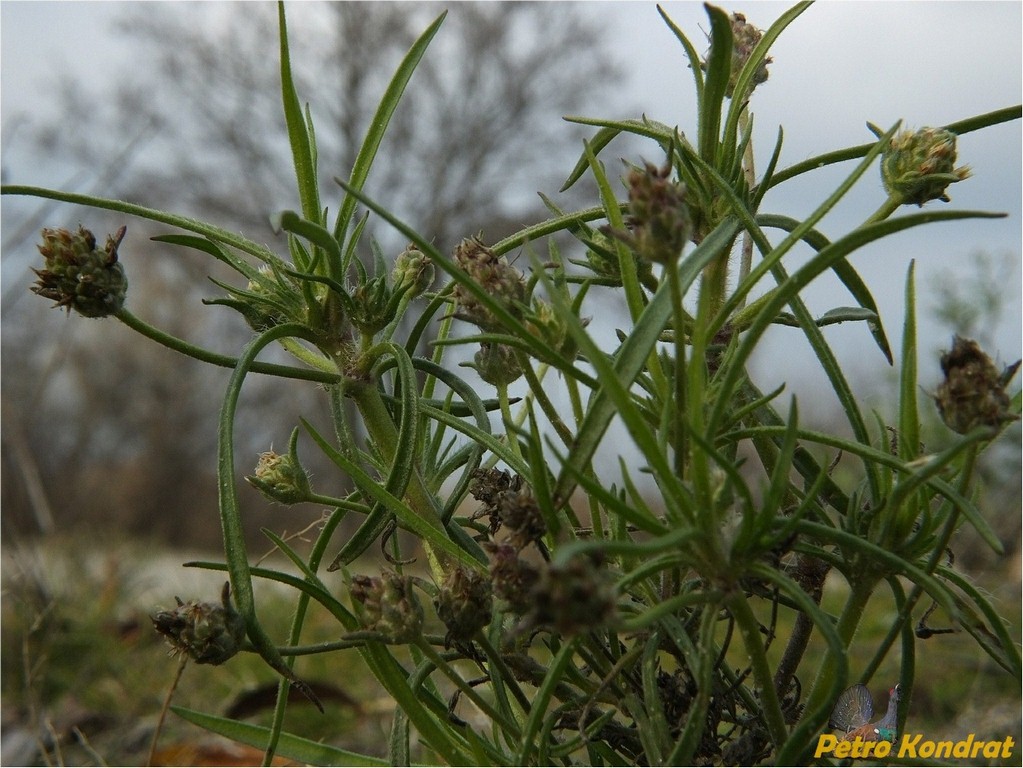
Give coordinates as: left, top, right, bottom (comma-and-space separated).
934, 336, 1019, 434
151, 582, 246, 666
471, 341, 523, 387
434, 566, 493, 646
450, 237, 528, 386
391, 243, 435, 298
726, 12, 771, 99
525, 298, 583, 361
33, 225, 128, 318
451, 237, 526, 332
350, 274, 394, 335
472, 469, 616, 636
881, 127, 971, 206
611, 163, 692, 265
350, 571, 424, 643
246, 446, 311, 505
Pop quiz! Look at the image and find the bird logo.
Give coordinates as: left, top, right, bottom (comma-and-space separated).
829, 683, 901, 743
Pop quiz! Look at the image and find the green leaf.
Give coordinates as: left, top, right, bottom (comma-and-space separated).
898, 261, 921, 462
171, 706, 389, 767
1, 185, 277, 262
656, 5, 705, 100
753, 213, 894, 364
559, 117, 676, 192
278, 3, 321, 224
333, 12, 447, 257
698, 4, 733, 164
150, 234, 255, 278
765, 105, 1022, 191
552, 216, 742, 505
271, 210, 343, 266
719, 3, 811, 171
709, 206, 1006, 439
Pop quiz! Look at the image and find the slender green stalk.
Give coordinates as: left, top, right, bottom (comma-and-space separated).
116, 308, 339, 382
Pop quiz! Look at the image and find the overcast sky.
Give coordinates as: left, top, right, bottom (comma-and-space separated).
3, 1, 1021, 419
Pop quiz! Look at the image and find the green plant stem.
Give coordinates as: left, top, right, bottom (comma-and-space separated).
414, 639, 523, 741
497, 382, 523, 464
344, 377, 450, 579
116, 308, 339, 382
725, 591, 788, 746
667, 256, 689, 480
665, 606, 717, 765
861, 444, 981, 681
264, 503, 352, 764
802, 576, 876, 728
515, 637, 580, 765
217, 322, 326, 724
863, 194, 902, 225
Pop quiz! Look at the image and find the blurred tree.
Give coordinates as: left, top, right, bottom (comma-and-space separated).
1, 2, 624, 545
28, 2, 619, 251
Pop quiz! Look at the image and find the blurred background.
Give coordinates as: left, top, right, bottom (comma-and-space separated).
2, 2, 1020, 764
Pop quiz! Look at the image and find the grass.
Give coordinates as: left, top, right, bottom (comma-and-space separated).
3, 525, 1018, 766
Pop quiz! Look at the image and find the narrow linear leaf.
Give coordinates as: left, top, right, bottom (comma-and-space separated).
171, 706, 389, 767
334, 12, 446, 253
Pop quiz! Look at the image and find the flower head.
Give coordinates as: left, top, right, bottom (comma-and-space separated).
434, 567, 493, 645
881, 127, 971, 206
610, 162, 692, 265
247, 447, 311, 505
451, 237, 526, 331
523, 552, 618, 636
726, 12, 771, 99
33, 225, 128, 317
392, 243, 435, 298
934, 336, 1019, 433
151, 582, 246, 665
350, 571, 424, 643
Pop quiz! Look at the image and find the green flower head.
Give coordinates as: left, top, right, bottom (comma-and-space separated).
33, 225, 128, 317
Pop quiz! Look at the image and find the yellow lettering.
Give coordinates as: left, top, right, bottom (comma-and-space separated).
1003, 737, 1016, 758
919, 740, 935, 758
834, 739, 851, 759
815, 735, 837, 758
874, 740, 892, 758
953, 733, 974, 758
899, 733, 922, 758
933, 740, 953, 758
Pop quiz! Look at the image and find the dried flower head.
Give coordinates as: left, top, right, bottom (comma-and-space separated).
934, 336, 1019, 434
496, 489, 547, 550
33, 225, 128, 317
610, 162, 692, 265
881, 126, 971, 206
726, 12, 771, 99
522, 552, 618, 636
151, 582, 246, 666
451, 237, 526, 331
350, 571, 424, 643
485, 541, 542, 615
434, 566, 493, 645
469, 467, 521, 508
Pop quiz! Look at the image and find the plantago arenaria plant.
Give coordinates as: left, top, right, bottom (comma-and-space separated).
5, 3, 1020, 764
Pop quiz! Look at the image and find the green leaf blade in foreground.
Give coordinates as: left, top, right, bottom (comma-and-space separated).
171, 706, 389, 767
